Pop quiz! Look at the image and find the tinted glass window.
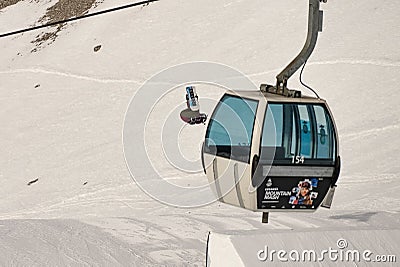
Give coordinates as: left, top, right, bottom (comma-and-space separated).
314, 105, 334, 159
260, 103, 336, 164
298, 105, 312, 158
261, 104, 282, 147
205, 95, 258, 163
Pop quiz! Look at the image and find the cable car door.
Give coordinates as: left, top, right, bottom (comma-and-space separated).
254, 102, 338, 210
203, 93, 264, 209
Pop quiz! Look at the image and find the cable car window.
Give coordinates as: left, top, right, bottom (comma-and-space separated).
260, 103, 296, 162
291, 114, 297, 156
260, 102, 336, 164
314, 105, 334, 159
298, 105, 313, 158
205, 95, 258, 163
261, 104, 282, 147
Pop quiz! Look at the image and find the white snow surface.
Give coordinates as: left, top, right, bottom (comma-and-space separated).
0, 0, 399, 266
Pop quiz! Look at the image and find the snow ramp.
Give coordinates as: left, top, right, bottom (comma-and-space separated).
207, 229, 399, 266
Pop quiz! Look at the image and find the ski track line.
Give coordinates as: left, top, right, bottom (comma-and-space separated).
0, 183, 137, 219
275, 215, 320, 229
247, 58, 400, 77
116, 216, 196, 247
0, 197, 151, 220
310, 59, 400, 68
339, 174, 398, 184
0, 68, 143, 85
1, 58, 398, 85
341, 124, 400, 139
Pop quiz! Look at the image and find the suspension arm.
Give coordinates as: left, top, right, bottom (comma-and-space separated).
276, 0, 326, 91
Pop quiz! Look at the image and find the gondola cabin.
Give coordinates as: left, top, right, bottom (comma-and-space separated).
202, 87, 340, 213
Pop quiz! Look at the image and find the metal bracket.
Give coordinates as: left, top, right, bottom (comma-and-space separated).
274, 0, 326, 95
260, 84, 302, 98
262, 212, 269, 223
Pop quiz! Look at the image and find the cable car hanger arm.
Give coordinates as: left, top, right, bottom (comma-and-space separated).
274, 0, 326, 96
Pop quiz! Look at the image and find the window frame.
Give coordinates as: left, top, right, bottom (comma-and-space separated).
204, 94, 259, 164
258, 101, 337, 166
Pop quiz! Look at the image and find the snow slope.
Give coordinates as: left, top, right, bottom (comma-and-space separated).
0, 0, 399, 265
